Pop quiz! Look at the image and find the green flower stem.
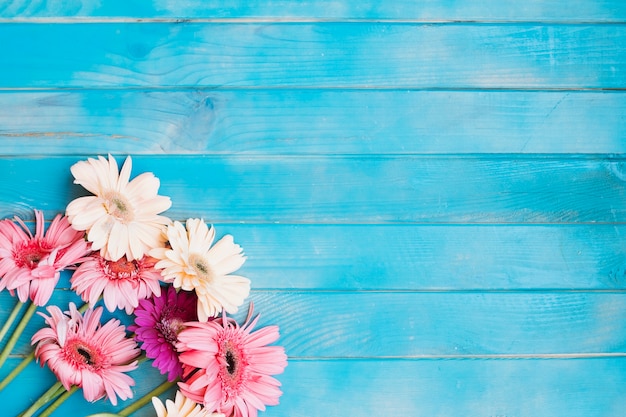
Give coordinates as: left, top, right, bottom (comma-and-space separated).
0, 301, 37, 369
118, 379, 178, 417
38, 385, 79, 417
18, 381, 65, 417
0, 299, 25, 345
0, 301, 90, 393
0, 351, 34, 392
78, 302, 91, 313
85, 414, 123, 417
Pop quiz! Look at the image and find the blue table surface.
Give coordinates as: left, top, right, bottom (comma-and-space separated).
0, 1, 625, 416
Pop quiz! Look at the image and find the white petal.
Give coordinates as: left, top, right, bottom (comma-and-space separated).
208, 235, 244, 267
151, 397, 166, 417
66, 196, 105, 229
117, 155, 132, 192
186, 219, 213, 253
87, 215, 114, 251
70, 157, 104, 195
105, 154, 120, 191
107, 221, 129, 261
126, 171, 160, 199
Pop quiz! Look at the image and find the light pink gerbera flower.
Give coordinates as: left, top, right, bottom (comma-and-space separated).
151, 219, 250, 322
129, 285, 199, 381
152, 391, 225, 417
0, 209, 90, 306
177, 305, 288, 417
66, 154, 172, 262
71, 253, 163, 314
32, 303, 139, 406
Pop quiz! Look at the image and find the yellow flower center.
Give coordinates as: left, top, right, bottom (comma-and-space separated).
103, 192, 134, 223
188, 253, 214, 283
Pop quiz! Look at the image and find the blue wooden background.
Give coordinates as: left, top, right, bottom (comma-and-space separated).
1, 1, 625, 416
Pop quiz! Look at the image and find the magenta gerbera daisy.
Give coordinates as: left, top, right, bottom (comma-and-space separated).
71, 253, 163, 314
31, 303, 140, 405
176, 305, 288, 417
0, 209, 91, 306
129, 285, 199, 381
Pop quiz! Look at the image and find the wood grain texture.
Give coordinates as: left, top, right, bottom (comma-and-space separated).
2, 357, 625, 417
1, 156, 625, 224
1, 90, 625, 155
0, 23, 625, 89
1, 0, 626, 22
1, 0, 624, 415
215, 224, 626, 290
29, 223, 622, 291
0, 222, 622, 293
269, 358, 626, 417
3, 290, 626, 358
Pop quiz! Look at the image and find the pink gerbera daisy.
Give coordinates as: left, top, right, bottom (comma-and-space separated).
129, 285, 199, 381
177, 305, 288, 417
71, 253, 163, 314
32, 303, 139, 405
0, 209, 90, 306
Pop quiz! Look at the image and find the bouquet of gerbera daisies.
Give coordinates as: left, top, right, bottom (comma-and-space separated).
0, 155, 287, 417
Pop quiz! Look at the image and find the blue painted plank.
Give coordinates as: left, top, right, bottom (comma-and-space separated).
1, 0, 625, 22
216, 224, 626, 290
1, 223, 624, 291
1, 156, 624, 223
0, 3, 624, 416
247, 291, 626, 357
2, 357, 625, 417
0, 23, 625, 88
2, 222, 622, 292
1, 90, 625, 154
3, 290, 626, 357
271, 358, 626, 417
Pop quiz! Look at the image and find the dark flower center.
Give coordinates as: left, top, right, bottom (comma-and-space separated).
64, 339, 103, 371
77, 347, 93, 365
155, 306, 186, 346
225, 350, 237, 375
218, 340, 247, 398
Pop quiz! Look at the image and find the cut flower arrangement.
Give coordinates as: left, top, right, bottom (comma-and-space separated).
0, 155, 287, 417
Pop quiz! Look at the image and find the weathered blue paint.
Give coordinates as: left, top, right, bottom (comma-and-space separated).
0, 90, 625, 154
4, 356, 626, 417
4, 290, 626, 358
1, 0, 626, 22
0, 23, 625, 89
1, 156, 625, 223
0, 1, 625, 416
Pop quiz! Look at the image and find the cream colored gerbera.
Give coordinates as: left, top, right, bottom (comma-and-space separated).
66, 155, 172, 261
152, 391, 224, 417
151, 219, 250, 321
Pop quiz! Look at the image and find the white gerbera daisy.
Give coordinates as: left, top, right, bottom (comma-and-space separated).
152, 391, 225, 417
151, 219, 250, 322
66, 155, 172, 261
